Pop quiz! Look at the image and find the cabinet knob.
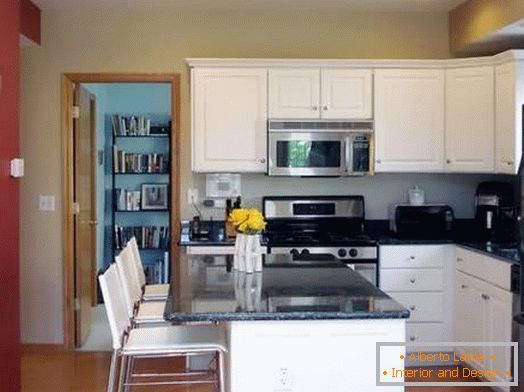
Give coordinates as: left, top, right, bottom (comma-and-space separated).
508, 161, 514, 166
457, 258, 463, 262
409, 305, 416, 311
461, 284, 468, 289
409, 336, 416, 342
410, 278, 416, 284
446, 159, 452, 164
409, 255, 416, 260
312, 106, 318, 111
258, 158, 266, 164
323, 106, 328, 111
376, 159, 382, 164
481, 293, 490, 300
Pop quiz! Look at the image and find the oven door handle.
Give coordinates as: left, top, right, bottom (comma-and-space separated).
344, 136, 352, 174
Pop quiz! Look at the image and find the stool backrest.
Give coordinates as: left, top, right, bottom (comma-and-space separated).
128, 237, 146, 288
99, 264, 130, 350
115, 248, 142, 318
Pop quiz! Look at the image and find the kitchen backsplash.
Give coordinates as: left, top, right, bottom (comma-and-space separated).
187, 173, 510, 221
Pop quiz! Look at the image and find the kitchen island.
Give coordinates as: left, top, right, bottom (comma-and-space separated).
165, 253, 409, 392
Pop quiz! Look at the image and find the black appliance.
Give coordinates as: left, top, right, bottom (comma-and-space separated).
263, 196, 378, 285
390, 204, 454, 239
476, 181, 515, 243
514, 105, 524, 392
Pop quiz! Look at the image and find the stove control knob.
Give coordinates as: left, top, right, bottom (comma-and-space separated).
349, 248, 358, 258
301, 249, 310, 256
290, 249, 299, 257
338, 249, 347, 258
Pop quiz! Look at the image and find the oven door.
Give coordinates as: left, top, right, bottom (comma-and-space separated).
268, 131, 347, 176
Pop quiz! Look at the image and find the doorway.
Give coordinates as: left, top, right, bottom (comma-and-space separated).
61, 74, 181, 350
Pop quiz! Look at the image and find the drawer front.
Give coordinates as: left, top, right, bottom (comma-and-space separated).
406, 323, 446, 352
456, 246, 513, 291
380, 269, 443, 292
389, 292, 443, 322
380, 245, 452, 269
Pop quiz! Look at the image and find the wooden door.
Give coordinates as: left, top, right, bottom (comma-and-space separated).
268, 68, 320, 119
73, 85, 97, 347
374, 69, 445, 172
445, 66, 495, 173
320, 69, 372, 119
192, 68, 267, 172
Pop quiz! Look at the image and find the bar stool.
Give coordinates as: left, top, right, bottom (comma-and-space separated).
99, 265, 226, 392
128, 237, 170, 301
115, 248, 166, 325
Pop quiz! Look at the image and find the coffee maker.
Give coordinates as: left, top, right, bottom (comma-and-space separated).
475, 181, 515, 242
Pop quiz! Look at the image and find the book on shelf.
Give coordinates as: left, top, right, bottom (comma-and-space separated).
113, 147, 168, 174
144, 252, 170, 284
114, 225, 170, 250
112, 114, 152, 136
114, 188, 141, 211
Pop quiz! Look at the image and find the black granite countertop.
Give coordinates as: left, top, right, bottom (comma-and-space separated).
179, 219, 520, 264
164, 253, 410, 322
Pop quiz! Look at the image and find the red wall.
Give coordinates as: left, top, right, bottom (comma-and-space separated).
0, 0, 21, 390
20, 0, 41, 45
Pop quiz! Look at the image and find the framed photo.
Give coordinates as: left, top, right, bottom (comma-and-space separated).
141, 183, 169, 210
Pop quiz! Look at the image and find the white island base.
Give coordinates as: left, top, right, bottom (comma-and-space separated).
224, 319, 406, 392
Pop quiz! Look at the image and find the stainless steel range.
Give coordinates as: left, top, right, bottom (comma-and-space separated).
263, 196, 378, 285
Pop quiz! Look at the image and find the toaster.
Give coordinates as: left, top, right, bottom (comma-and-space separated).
389, 204, 455, 239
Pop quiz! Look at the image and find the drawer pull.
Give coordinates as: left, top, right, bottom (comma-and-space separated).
481, 293, 490, 301
409, 256, 416, 260
409, 336, 416, 342
409, 305, 416, 311
410, 278, 416, 284
461, 284, 468, 289
457, 258, 463, 262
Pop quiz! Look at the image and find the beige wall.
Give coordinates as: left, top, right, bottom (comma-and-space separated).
449, 0, 524, 54
20, 8, 450, 343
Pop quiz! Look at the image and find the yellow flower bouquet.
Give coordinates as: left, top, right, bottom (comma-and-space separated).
228, 208, 266, 235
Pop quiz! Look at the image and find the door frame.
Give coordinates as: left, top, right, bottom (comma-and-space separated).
61, 73, 181, 350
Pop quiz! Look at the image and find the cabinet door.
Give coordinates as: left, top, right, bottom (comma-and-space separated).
192, 68, 267, 172
495, 62, 523, 175
268, 69, 320, 119
374, 69, 445, 172
445, 66, 495, 173
455, 272, 484, 342
320, 69, 372, 119
483, 279, 513, 381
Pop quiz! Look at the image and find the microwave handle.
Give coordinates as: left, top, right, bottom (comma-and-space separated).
344, 136, 352, 173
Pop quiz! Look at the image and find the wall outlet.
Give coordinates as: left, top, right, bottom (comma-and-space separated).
39, 195, 56, 211
187, 188, 199, 205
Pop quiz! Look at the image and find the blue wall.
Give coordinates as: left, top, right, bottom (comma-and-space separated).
84, 83, 171, 271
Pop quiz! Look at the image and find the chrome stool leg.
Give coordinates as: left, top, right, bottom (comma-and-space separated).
107, 350, 119, 392
218, 350, 226, 392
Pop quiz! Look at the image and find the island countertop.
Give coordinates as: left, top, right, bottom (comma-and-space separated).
164, 254, 409, 322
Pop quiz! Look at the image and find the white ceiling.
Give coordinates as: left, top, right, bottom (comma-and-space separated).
32, 0, 468, 13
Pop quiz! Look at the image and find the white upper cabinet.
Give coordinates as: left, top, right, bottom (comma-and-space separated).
192, 68, 268, 172
445, 66, 495, 173
374, 69, 445, 172
268, 68, 372, 119
320, 69, 373, 119
495, 61, 523, 174
268, 69, 320, 119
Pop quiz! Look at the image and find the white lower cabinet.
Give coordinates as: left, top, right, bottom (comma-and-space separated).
379, 245, 455, 351
455, 248, 515, 391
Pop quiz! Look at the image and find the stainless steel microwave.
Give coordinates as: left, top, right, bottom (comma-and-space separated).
267, 120, 374, 177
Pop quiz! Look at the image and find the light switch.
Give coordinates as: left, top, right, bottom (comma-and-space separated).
10, 158, 24, 178
39, 195, 56, 211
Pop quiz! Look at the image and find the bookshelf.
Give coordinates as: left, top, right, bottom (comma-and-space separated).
111, 114, 171, 284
